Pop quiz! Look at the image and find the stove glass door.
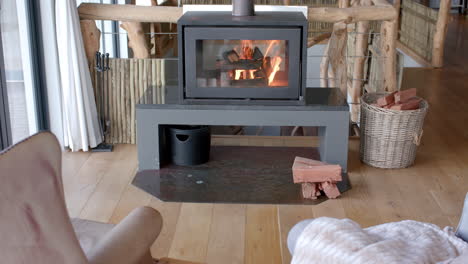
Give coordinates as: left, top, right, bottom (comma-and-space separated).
183, 27, 301, 100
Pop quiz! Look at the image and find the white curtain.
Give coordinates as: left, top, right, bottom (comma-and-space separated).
55, 0, 102, 151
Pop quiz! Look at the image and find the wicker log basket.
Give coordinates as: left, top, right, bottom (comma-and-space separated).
360, 93, 429, 169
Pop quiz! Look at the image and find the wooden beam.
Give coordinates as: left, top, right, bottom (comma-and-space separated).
308, 6, 397, 23
78, 3, 182, 23
380, 20, 398, 92
432, 0, 451, 67
396, 41, 433, 67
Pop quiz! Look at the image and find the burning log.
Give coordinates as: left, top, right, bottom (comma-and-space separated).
252, 47, 264, 60
223, 50, 240, 63
231, 78, 267, 86
220, 60, 263, 71
254, 69, 266, 79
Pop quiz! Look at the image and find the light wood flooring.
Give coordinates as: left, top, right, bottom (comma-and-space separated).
62, 15, 468, 264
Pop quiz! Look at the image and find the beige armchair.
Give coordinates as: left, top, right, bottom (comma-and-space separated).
0, 132, 163, 264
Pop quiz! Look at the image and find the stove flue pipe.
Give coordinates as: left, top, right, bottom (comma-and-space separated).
232, 0, 255, 16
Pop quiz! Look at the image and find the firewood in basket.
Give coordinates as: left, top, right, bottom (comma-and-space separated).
223, 50, 240, 63
390, 97, 422, 110
376, 91, 396, 107
395, 88, 417, 103
253, 47, 264, 60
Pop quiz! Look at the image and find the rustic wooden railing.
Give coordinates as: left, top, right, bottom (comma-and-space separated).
78, 1, 400, 127
396, 0, 451, 68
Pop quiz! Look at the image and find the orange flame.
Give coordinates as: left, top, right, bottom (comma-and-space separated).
268, 56, 282, 85
231, 40, 284, 86
264, 40, 279, 58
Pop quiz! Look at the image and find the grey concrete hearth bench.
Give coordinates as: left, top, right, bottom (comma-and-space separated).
136, 88, 350, 173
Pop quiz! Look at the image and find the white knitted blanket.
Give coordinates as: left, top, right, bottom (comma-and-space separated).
292, 217, 468, 264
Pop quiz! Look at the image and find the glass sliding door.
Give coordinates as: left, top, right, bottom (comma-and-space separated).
0, 0, 38, 146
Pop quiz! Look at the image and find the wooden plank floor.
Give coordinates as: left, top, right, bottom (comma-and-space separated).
62, 16, 468, 264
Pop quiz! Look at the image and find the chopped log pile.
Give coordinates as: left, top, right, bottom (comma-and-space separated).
292, 157, 342, 200
219, 45, 272, 87
373, 88, 422, 110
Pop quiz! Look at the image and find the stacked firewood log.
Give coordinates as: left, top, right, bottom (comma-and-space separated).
292, 157, 342, 200
373, 88, 422, 110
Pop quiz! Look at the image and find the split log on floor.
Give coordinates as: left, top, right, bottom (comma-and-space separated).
380, 20, 398, 92
349, 0, 372, 122
292, 157, 342, 183
321, 181, 341, 198
328, 22, 348, 97
120, 22, 150, 59
295, 156, 327, 166
80, 20, 100, 67
302, 183, 319, 200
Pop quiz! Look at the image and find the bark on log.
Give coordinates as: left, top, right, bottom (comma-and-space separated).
328, 22, 348, 97
380, 20, 398, 92
432, 0, 451, 67
320, 42, 330, 88
308, 6, 397, 23
350, 0, 372, 122
80, 20, 100, 67
78, 4, 182, 23
339, 0, 350, 8
120, 22, 150, 59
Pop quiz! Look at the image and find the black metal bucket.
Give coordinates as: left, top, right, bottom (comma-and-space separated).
169, 126, 211, 166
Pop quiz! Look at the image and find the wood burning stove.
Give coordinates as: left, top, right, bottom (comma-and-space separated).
177, 7, 308, 105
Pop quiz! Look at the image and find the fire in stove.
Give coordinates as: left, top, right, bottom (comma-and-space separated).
214, 39, 288, 87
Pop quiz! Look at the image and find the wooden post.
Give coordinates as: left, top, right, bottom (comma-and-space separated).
328, 22, 348, 97
120, 22, 150, 59
80, 20, 100, 68
350, 0, 372, 122
380, 20, 398, 92
432, 0, 451, 67
320, 43, 330, 88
